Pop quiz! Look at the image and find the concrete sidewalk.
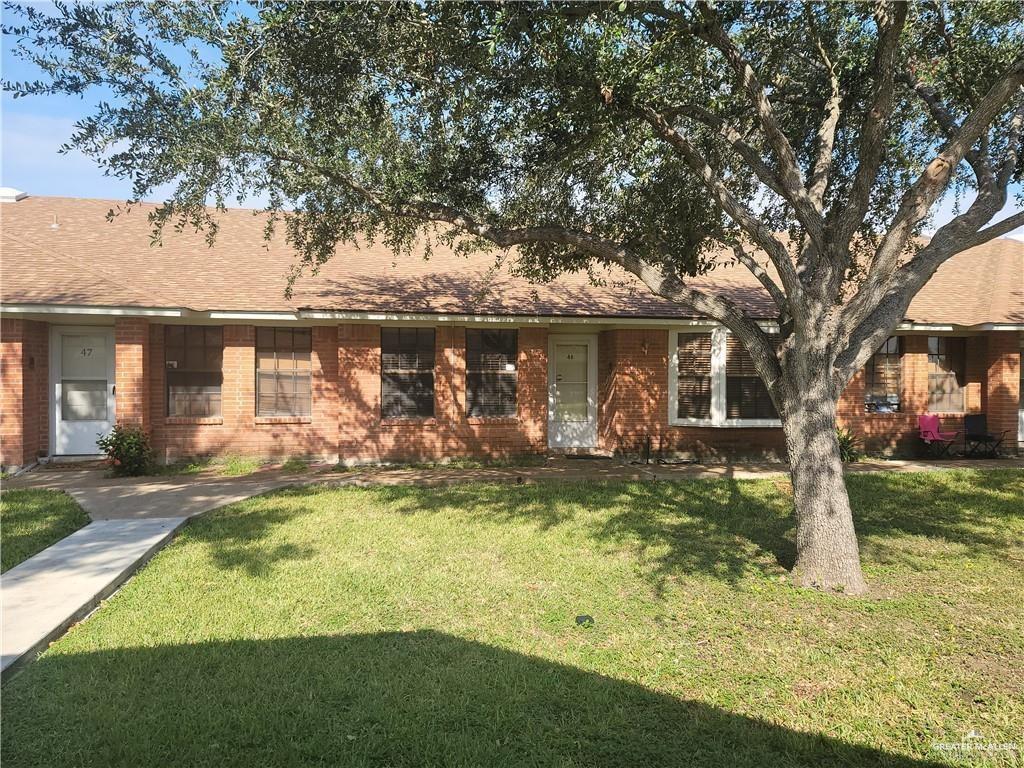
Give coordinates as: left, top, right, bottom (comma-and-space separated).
2, 469, 313, 679
1, 518, 184, 678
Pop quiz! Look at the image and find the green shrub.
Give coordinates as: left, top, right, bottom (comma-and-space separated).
96, 424, 153, 476
836, 427, 863, 463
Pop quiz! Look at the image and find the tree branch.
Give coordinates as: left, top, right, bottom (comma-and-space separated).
899, 69, 993, 186
728, 241, 790, 316
833, 2, 909, 247
807, 28, 842, 210
660, 103, 790, 200
692, 1, 826, 249
633, 105, 806, 315
837, 59, 1024, 342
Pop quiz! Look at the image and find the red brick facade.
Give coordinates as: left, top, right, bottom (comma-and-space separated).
1, 320, 1020, 468
0, 318, 48, 468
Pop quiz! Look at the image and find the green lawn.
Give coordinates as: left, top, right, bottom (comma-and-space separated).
2, 469, 1021, 767
0, 489, 90, 573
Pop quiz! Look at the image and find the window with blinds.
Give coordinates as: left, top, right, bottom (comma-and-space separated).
927, 336, 966, 413
725, 334, 778, 420
256, 328, 312, 417
865, 336, 902, 412
676, 333, 712, 419
466, 329, 517, 417
165, 326, 223, 417
381, 327, 435, 418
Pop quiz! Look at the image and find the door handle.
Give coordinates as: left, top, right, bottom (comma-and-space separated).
112, 385, 116, 395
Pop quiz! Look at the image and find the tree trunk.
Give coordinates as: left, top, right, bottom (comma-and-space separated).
781, 379, 869, 595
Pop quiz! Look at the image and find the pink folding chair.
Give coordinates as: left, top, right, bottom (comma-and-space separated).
918, 414, 959, 457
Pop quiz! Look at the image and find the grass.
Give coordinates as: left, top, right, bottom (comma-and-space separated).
0, 489, 90, 573
333, 454, 549, 471
149, 456, 265, 478
278, 457, 310, 473
2, 469, 1021, 767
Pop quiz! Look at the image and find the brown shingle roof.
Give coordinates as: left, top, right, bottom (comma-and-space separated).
2, 195, 1021, 324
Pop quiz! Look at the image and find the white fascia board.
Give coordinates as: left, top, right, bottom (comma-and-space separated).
207, 311, 302, 322
1, 304, 183, 317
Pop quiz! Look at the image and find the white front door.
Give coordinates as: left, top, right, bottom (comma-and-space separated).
548, 334, 598, 448
51, 326, 116, 456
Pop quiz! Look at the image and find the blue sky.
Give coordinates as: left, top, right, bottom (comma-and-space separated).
2, 24, 1022, 239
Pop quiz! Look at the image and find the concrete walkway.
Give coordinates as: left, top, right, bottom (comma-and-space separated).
1, 518, 183, 676
3, 455, 1020, 678
1, 468, 312, 679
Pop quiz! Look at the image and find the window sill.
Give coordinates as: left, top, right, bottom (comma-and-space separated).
255, 416, 312, 425
864, 410, 904, 417
466, 416, 519, 425
380, 417, 438, 427
669, 418, 782, 429
165, 417, 223, 426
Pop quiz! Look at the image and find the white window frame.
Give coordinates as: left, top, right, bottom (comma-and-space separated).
668, 326, 782, 429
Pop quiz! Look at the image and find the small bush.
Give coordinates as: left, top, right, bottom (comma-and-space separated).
836, 427, 863, 463
96, 424, 153, 476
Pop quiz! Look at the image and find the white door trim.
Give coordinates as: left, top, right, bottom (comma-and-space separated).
547, 333, 599, 449
49, 325, 116, 456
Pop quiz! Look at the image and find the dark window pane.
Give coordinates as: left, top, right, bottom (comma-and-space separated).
257, 327, 274, 349
865, 336, 902, 412
382, 372, 434, 418
725, 333, 778, 419
676, 333, 713, 419
165, 325, 184, 346
381, 327, 435, 418
927, 337, 966, 413
466, 329, 517, 416
165, 326, 223, 415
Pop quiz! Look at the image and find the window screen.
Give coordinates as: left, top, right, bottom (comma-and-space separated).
865, 336, 902, 412
676, 333, 712, 419
725, 333, 779, 420
165, 326, 223, 417
466, 329, 517, 417
381, 327, 435, 418
256, 327, 312, 417
927, 336, 966, 413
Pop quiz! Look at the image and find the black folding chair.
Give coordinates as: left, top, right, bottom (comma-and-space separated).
963, 414, 1008, 458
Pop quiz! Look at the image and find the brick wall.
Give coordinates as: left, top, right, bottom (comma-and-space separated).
114, 318, 150, 429
840, 334, 1009, 455
598, 328, 787, 461
0, 318, 48, 469
336, 324, 547, 463
2, 319, 1019, 467
149, 324, 341, 462
984, 331, 1021, 445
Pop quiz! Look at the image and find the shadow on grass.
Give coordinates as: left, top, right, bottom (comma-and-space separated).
181, 469, 1022, 590
1, 630, 943, 767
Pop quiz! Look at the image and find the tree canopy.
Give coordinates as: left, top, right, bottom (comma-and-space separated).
5, 0, 1023, 593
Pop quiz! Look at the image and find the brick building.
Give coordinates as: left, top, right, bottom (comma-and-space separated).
1, 195, 1021, 469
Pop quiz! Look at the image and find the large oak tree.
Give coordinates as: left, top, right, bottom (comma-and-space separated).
6, 1, 1023, 593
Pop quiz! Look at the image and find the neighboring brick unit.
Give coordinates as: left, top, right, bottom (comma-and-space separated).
149, 324, 341, 463
599, 328, 788, 461
984, 331, 1021, 444
0, 318, 48, 468
1, 318, 1019, 467
336, 324, 547, 463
